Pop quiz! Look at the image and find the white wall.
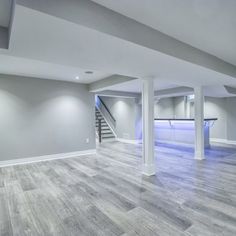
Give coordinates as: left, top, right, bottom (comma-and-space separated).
0, 75, 95, 161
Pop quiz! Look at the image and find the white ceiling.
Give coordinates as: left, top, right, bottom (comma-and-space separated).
0, 0, 12, 27
92, 0, 236, 66
0, 54, 112, 83
0, 2, 235, 97
1, 5, 235, 86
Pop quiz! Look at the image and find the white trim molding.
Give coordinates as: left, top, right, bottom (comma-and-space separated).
0, 149, 96, 168
118, 138, 236, 147
210, 138, 236, 146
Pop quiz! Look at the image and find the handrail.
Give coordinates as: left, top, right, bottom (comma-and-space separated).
97, 96, 116, 123
98, 118, 102, 143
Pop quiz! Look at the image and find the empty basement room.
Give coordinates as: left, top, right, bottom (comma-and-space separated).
0, 0, 236, 235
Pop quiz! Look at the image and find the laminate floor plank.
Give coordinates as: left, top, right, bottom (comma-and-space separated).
6, 182, 43, 236
0, 188, 13, 236
0, 141, 236, 235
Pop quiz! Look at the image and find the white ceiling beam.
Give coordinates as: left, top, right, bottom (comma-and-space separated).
96, 90, 139, 98
155, 86, 193, 98
17, 0, 236, 78
89, 74, 138, 92
224, 86, 236, 95
95, 86, 193, 98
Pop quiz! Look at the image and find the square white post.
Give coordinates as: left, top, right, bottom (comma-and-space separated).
142, 78, 156, 176
194, 86, 205, 160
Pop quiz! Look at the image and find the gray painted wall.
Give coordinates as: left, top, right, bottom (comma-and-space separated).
155, 96, 236, 141
100, 95, 236, 142
154, 98, 174, 118
0, 75, 95, 161
173, 97, 186, 118
226, 97, 236, 141
100, 96, 140, 140
204, 97, 227, 140
102, 96, 174, 140
172, 96, 235, 141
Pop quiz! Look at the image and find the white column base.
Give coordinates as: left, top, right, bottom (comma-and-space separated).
142, 164, 156, 176
194, 155, 205, 160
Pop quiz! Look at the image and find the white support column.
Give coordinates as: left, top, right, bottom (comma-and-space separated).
142, 78, 156, 176
194, 86, 205, 160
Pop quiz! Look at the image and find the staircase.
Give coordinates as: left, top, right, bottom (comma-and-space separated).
95, 108, 115, 141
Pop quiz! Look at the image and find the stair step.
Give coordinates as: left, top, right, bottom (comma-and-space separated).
96, 123, 108, 126
96, 124, 108, 127
96, 127, 114, 134
96, 120, 105, 123
96, 126, 109, 129
101, 131, 113, 134
102, 135, 115, 139
97, 130, 111, 133
98, 127, 110, 131
102, 133, 112, 136
102, 132, 115, 137
95, 108, 115, 140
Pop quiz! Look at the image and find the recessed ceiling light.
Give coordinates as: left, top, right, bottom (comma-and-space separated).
85, 71, 93, 74
75, 76, 80, 80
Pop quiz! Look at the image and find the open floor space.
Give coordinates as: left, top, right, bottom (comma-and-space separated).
1, 141, 236, 236
1, 1, 236, 235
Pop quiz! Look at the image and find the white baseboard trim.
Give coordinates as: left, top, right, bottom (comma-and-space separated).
0, 149, 96, 168
115, 137, 236, 147
210, 138, 236, 145
118, 138, 194, 147
116, 138, 141, 144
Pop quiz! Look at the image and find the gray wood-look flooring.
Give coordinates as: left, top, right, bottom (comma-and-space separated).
1, 141, 236, 236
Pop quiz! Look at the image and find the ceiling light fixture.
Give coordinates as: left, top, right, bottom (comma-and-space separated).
85, 71, 93, 74
75, 76, 80, 80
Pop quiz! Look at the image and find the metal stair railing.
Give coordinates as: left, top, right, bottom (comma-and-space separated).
95, 96, 117, 137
